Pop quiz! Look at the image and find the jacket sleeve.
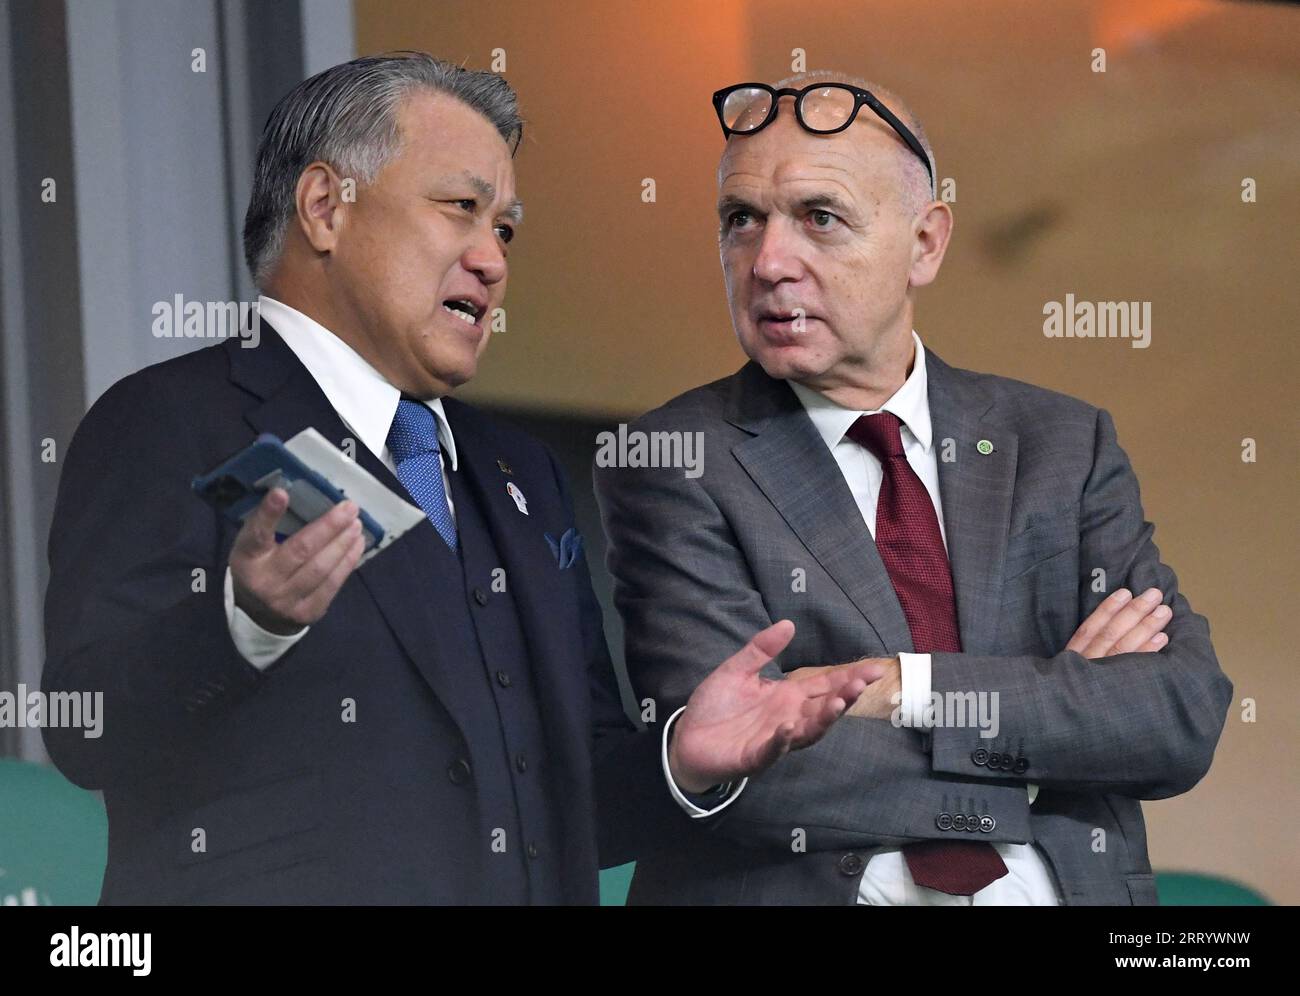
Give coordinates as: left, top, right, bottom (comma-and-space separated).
593, 432, 1036, 855
41, 371, 267, 790
926, 408, 1233, 799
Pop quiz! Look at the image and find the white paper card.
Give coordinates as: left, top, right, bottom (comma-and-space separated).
283, 427, 426, 564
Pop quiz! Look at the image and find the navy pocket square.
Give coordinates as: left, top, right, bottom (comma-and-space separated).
544, 527, 583, 569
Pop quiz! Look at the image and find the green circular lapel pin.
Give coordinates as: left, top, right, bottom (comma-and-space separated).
976, 439, 994, 455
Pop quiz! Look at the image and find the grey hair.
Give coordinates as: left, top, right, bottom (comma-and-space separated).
773, 70, 936, 213
242, 51, 523, 288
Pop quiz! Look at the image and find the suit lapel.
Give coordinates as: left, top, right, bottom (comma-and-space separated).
226, 324, 480, 736
726, 363, 914, 653
725, 352, 1019, 658
925, 351, 1018, 656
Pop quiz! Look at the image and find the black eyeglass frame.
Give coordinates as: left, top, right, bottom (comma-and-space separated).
711, 82, 934, 196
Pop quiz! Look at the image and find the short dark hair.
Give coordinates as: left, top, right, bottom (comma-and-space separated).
242, 52, 523, 287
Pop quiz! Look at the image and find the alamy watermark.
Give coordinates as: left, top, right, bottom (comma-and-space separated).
595, 424, 704, 479
0, 685, 102, 739
50, 927, 150, 976
151, 295, 261, 348
892, 689, 1000, 738
1043, 294, 1151, 349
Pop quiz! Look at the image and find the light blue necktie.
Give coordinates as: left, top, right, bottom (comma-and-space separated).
387, 398, 458, 552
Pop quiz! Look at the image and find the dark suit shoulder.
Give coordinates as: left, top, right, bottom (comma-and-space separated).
935, 356, 1102, 436
86, 340, 234, 418
940, 354, 1096, 412
930, 358, 1112, 494
75, 342, 238, 451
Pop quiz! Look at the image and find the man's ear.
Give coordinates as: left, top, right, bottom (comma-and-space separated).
908, 200, 953, 289
294, 161, 349, 255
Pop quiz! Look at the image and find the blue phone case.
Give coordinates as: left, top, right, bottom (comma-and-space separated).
192, 433, 385, 551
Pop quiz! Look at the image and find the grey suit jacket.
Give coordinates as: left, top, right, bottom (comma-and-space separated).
594, 350, 1232, 905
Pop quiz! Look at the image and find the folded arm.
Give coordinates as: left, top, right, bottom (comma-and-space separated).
594, 450, 1035, 854
927, 409, 1233, 799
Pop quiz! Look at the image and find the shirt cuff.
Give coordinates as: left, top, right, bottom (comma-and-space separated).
224, 566, 310, 670
1028, 783, 1039, 805
898, 652, 933, 728
661, 706, 747, 818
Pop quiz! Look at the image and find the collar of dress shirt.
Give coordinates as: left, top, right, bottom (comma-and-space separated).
257, 295, 458, 471
787, 330, 932, 453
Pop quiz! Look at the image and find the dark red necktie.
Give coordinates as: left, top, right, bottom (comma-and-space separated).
847, 412, 1008, 897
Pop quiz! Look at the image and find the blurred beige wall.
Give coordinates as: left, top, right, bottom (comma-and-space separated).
356, 0, 1299, 903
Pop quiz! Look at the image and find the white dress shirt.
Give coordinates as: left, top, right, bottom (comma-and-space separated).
223, 295, 458, 668
665, 331, 1061, 906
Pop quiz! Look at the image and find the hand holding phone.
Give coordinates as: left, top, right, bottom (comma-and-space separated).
228, 486, 367, 635
193, 433, 387, 635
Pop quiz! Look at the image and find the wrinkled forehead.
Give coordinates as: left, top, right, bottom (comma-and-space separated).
716, 119, 891, 203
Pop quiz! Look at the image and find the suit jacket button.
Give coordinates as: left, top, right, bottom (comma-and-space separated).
527, 842, 540, 859
473, 588, 489, 606
447, 758, 472, 785
515, 753, 528, 773
979, 815, 996, 833
936, 813, 953, 831
951, 814, 968, 831
999, 754, 1016, 771
965, 813, 980, 832
496, 670, 512, 687
972, 748, 989, 766
987, 751, 1002, 768
1013, 757, 1030, 774
838, 853, 864, 876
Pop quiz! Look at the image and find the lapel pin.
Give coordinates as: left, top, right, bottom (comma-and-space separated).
497, 459, 513, 475
506, 481, 529, 515
976, 439, 994, 455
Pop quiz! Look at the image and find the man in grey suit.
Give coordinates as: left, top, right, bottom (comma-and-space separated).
594, 73, 1233, 905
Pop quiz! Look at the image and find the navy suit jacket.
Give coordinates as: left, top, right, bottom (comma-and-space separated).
41, 323, 672, 904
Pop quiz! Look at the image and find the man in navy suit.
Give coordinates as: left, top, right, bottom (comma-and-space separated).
39, 53, 879, 904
